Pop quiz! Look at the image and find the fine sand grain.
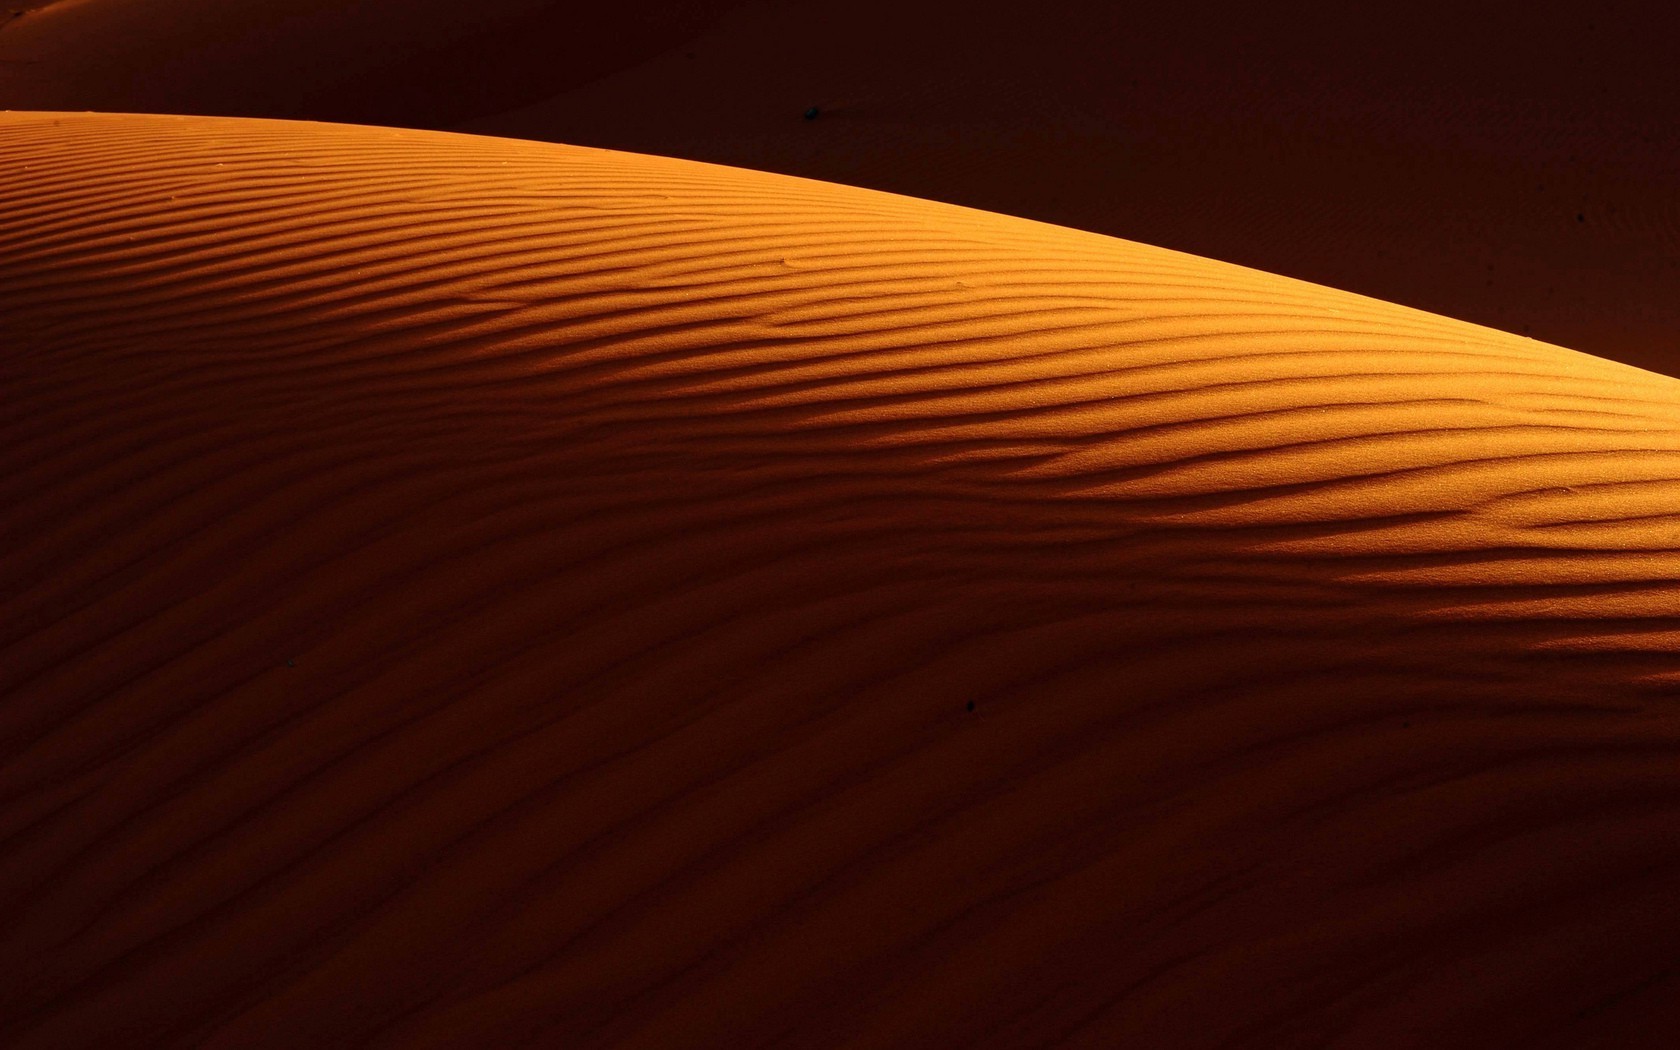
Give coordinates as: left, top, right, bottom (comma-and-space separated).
4, 112, 1680, 1048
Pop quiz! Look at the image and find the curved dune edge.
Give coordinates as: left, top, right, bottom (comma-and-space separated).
4, 112, 1680, 1048
8, 2, 1680, 373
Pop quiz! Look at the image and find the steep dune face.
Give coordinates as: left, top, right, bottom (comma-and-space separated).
4, 112, 1680, 1047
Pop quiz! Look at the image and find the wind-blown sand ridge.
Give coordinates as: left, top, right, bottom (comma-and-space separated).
5, 1, 1678, 370
4, 112, 1680, 1048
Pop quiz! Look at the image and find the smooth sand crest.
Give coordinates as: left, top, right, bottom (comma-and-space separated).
4, 112, 1680, 1048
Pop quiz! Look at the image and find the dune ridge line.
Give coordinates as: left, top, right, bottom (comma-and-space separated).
4, 112, 1680, 1048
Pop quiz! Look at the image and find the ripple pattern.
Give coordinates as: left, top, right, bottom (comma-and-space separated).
4, 112, 1680, 1048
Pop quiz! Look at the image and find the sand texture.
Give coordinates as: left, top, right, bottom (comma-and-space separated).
4, 112, 1680, 1047
4, 1, 1678, 372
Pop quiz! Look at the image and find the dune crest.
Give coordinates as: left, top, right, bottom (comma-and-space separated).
4, 112, 1680, 1048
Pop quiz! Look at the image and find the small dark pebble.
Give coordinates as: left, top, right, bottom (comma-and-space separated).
803, 106, 820, 120
1577, 213, 1585, 222
286, 659, 296, 668
965, 701, 975, 712
1402, 720, 1412, 729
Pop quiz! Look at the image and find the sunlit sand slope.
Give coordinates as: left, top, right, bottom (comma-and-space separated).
4, 112, 1680, 1049
7, 2, 1678, 370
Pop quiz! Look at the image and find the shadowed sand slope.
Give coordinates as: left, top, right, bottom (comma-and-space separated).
0, 0, 750, 129
4, 112, 1680, 1048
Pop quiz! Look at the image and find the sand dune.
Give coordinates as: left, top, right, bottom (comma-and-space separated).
5, 112, 1680, 1047
4, 2, 1679, 373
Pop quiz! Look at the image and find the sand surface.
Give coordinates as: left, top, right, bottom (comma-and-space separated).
1, 1, 1677, 373
5, 111, 1680, 1047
